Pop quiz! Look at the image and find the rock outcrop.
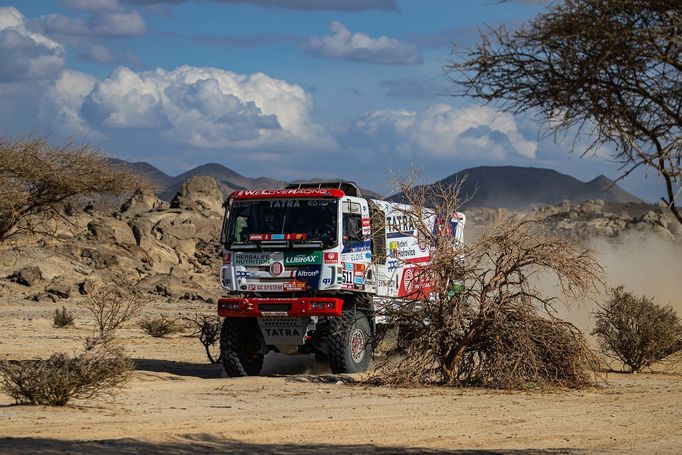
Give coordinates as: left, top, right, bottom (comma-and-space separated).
170, 176, 224, 215
0, 176, 225, 303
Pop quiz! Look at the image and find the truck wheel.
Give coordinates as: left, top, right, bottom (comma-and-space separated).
220, 317, 264, 377
327, 310, 372, 374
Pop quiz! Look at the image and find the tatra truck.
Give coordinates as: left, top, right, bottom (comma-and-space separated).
218, 181, 465, 375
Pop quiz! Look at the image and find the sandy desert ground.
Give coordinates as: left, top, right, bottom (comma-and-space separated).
0, 297, 681, 455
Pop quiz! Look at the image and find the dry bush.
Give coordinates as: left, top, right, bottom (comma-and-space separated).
184, 314, 222, 364
52, 306, 75, 328
139, 316, 183, 338
593, 286, 682, 372
0, 346, 132, 406
0, 135, 146, 241
82, 284, 146, 348
370, 176, 604, 389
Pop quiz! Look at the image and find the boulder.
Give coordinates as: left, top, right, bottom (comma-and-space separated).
170, 176, 224, 214
121, 188, 165, 216
45, 276, 73, 299
9, 266, 43, 287
87, 218, 136, 245
81, 248, 119, 269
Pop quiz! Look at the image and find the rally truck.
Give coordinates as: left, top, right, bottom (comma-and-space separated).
217, 181, 465, 376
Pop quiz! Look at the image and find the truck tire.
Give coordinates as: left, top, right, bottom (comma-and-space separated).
327, 310, 372, 374
220, 317, 264, 377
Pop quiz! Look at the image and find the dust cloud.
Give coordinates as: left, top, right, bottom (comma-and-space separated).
554, 233, 682, 337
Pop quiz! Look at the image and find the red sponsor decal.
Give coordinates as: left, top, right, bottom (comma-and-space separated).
324, 252, 338, 264
269, 262, 283, 276
223, 252, 232, 264
398, 267, 432, 299
361, 218, 370, 227
284, 280, 306, 291
232, 189, 345, 199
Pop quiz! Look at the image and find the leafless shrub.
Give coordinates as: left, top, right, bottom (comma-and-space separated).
139, 316, 183, 338
0, 346, 132, 406
370, 175, 604, 389
184, 314, 222, 364
81, 284, 146, 348
592, 286, 682, 372
0, 135, 147, 241
52, 306, 75, 328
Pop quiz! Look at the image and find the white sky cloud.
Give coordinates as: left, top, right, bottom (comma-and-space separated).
342, 104, 537, 160
308, 21, 421, 65
0, 7, 64, 82
75, 65, 331, 149
61, 0, 121, 12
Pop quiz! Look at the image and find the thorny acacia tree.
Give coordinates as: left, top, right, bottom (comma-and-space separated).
371, 176, 605, 388
0, 136, 145, 240
448, 0, 682, 223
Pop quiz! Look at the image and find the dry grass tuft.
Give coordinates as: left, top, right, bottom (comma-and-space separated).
139, 316, 184, 338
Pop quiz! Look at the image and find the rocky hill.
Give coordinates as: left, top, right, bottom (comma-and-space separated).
388, 166, 643, 209
0, 176, 225, 304
0, 172, 676, 308
466, 199, 681, 242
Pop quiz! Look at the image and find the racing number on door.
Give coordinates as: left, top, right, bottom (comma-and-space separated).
342, 270, 353, 286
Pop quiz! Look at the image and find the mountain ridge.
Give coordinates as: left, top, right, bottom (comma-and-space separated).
116, 160, 643, 209
387, 165, 642, 209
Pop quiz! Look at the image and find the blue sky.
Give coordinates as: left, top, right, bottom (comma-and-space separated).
0, 0, 664, 200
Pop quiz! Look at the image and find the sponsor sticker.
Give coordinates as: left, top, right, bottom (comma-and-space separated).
269, 262, 283, 276
284, 251, 322, 266
283, 280, 306, 292
234, 253, 271, 266
403, 269, 414, 293
247, 283, 283, 292
324, 252, 338, 264
223, 252, 232, 264
295, 268, 320, 278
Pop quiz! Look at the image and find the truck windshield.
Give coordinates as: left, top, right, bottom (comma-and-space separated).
224, 199, 338, 249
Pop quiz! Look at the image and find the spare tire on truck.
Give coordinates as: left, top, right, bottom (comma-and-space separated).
327, 310, 372, 374
220, 317, 264, 377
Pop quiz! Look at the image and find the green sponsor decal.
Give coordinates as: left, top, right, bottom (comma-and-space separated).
284, 251, 322, 266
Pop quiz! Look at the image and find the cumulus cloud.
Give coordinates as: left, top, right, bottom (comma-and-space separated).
80, 43, 116, 63
32, 7, 145, 37
89, 10, 145, 36
33, 11, 145, 37
42, 70, 105, 139
78, 43, 142, 67
73, 65, 330, 149
308, 21, 422, 65
61, 0, 121, 12
0, 7, 65, 82
341, 104, 537, 160
121, 0, 397, 11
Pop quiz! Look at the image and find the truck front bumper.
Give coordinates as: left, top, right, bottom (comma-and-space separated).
218, 297, 343, 318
